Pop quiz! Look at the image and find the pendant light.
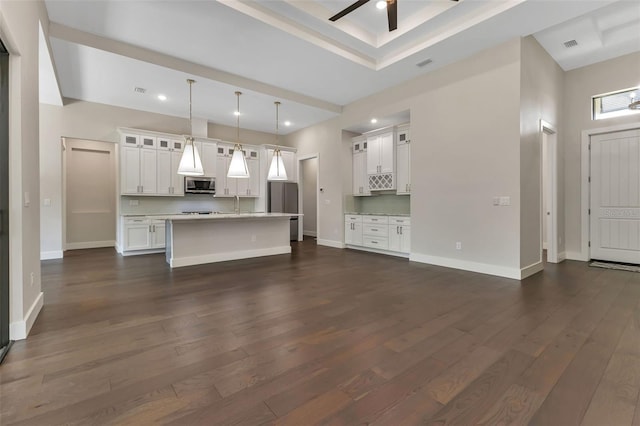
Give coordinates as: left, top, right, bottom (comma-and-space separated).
227, 91, 250, 178
268, 101, 288, 181
177, 79, 204, 176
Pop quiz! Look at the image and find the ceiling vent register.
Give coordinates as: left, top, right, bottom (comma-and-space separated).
369, 173, 395, 190
563, 39, 578, 48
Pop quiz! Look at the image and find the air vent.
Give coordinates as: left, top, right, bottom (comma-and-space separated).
134, 87, 147, 94
416, 58, 433, 68
563, 39, 578, 48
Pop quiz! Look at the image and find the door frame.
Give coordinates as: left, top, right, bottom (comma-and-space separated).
580, 122, 640, 261
540, 120, 559, 263
297, 153, 320, 242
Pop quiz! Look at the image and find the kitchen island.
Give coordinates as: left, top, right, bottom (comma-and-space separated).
154, 213, 299, 268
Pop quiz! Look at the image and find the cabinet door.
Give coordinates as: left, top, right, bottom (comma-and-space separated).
121, 146, 141, 194
379, 132, 394, 173
140, 148, 157, 194
247, 158, 260, 196
157, 137, 172, 151
215, 155, 231, 196
389, 224, 401, 252
345, 222, 354, 245
156, 150, 172, 195
171, 151, 184, 196
401, 225, 411, 253
121, 133, 140, 147
140, 135, 157, 149
352, 222, 363, 246
353, 151, 370, 196
151, 221, 166, 248
124, 222, 151, 250
200, 142, 218, 177
366, 136, 380, 174
396, 141, 410, 194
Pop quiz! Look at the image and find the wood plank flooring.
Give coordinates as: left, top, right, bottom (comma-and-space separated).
1, 240, 639, 425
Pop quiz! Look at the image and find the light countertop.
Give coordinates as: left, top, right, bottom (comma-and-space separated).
152, 212, 300, 221
344, 212, 411, 217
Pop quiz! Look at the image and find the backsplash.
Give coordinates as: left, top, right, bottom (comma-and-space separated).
353, 194, 410, 215
120, 195, 260, 215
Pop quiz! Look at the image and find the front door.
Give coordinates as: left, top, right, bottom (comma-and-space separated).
590, 129, 640, 264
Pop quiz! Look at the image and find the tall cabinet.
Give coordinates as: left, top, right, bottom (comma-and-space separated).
352, 136, 370, 196
120, 133, 157, 195
396, 124, 411, 195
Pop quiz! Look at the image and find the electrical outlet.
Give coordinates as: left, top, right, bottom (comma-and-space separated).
129, 199, 139, 206
43, 198, 51, 206
499, 196, 511, 206
492, 197, 500, 206
30, 272, 35, 286
456, 242, 462, 250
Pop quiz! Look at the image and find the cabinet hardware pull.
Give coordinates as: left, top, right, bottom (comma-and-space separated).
400, 227, 402, 235
371, 228, 377, 231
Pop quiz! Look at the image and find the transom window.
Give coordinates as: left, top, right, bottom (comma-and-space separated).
592, 87, 640, 120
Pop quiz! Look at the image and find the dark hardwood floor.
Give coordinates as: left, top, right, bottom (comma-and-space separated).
1, 239, 639, 425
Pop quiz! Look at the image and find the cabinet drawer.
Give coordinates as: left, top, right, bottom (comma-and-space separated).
345, 215, 362, 223
363, 224, 388, 237
389, 216, 411, 225
124, 217, 150, 225
363, 236, 389, 250
362, 215, 388, 224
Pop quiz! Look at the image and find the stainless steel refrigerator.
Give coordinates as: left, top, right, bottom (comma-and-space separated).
268, 182, 298, 241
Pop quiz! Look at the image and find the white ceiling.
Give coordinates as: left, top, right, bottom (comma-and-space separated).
42, 0, 639, 134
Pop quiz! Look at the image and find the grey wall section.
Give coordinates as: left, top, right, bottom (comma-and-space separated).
39, 100, 277, 256
519, 36, 565, 267
563, 51, 640, 257
301, 157, 317, 236
0, 0, 48, 339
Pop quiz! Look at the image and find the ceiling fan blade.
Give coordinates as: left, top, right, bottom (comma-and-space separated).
329, 0, 370, 22
387, 0, 397, 31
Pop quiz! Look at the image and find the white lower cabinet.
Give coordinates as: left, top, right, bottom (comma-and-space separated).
122, 217, 166, 253
344, 214, 410, 256
388, 216, 411, 253
344, 215, 363, 246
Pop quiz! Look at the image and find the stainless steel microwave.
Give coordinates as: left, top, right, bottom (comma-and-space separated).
184, 176, 215, 194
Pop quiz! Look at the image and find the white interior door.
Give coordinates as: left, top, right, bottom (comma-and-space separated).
65, 138, 116, 250
590, 129, 640, 264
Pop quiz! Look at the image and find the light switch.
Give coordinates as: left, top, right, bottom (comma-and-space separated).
43, 198, 51, 206
324, 199, 331, 205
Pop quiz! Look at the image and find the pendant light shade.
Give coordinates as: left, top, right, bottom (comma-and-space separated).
268, 101, 288, 181
178, 79, 204, 176
227, 91, 250, 178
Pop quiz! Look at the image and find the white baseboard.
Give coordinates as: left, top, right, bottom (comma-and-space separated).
558, 251, 567, 262
566, 251, 588, 261
40, 250, 63, 260
66, 240, 115, 250
345, 244, 409, 258
410, 253, 522, 280
121, 248, 165, 257
303, 231, 317, 237
317, 239, 345, 249
170, 246, 291, 268
520, 261, 544, 279
10, 292, 44, 340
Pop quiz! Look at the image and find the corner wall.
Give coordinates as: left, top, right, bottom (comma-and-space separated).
519, 36, 565, 269
0, 0, 48, 339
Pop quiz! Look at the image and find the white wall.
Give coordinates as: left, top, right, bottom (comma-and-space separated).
0, 0, 48, 339
519, 36, 565, 267
563, 52, 640, 258
40, 100, 277, 257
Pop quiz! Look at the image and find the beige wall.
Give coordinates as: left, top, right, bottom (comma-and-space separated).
301, 157, 317, 235
0, 0, 48, 339
519, 36, 565, 267
563, 51, 640, 257
40, 100, 277, 256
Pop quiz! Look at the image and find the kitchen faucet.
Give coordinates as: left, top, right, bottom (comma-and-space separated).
234, 195, 240, 214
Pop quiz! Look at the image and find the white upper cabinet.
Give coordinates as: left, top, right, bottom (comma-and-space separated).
396, 125, 411, 195
216, 143, 261, 197
140, 135, 157, 149
352, 136, 370, 196
366, 131, 394, 175
194, 140, 218, 178
121, 145, 141, 194
156, 150, 185, 195
139, 148, 157, 194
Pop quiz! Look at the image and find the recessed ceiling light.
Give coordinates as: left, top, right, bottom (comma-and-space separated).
370, 118, 378, 124
284, 121, 292, 126
376, 1, 386, 10
134, 87, 146, 94
157, 94, 167, 101
233, 111, 241, 116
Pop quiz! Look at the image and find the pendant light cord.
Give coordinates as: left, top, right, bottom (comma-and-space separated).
236, 91, 241, 147
187, 79, 196, 166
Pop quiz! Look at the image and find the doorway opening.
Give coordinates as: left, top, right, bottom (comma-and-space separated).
0, 37, 11, 362
541, 121, 559, 263
63, 138, 117, 251
298, 155, 319, 243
